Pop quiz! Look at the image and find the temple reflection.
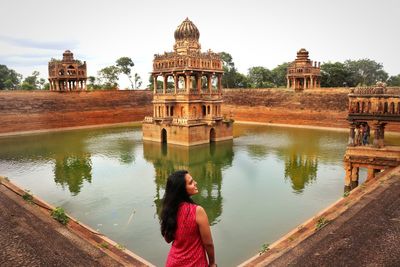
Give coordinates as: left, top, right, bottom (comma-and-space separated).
53, 153, 92, 195
0, 127, 139, 195
143, 140, 234, 225
283, 153, 318, 193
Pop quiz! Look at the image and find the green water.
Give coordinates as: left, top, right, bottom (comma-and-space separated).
0, 124, 390, 266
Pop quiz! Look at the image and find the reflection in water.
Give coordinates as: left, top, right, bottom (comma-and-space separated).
54, 153, 92, 195
143, 141, 234, 225
238, 124, 330, 193
0, 127, 138, 195
284, 153, 318, 193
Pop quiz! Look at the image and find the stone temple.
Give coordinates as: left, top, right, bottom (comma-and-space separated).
48, 50, 87, 91
287, 48, 321, 91
142, 18, 233, 146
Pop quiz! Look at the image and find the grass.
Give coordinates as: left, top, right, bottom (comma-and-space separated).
22, 190, 34, 203
259, 243, 270, 255
51, 207, 69, 225
315, 217, 330, 231
99, 242, 109, 249
116, 243, 125, 250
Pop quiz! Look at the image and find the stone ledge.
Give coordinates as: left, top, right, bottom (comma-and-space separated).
0, 176, 154, 267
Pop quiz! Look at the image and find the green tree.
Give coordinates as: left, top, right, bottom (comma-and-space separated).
219, 52, 247, 88
98, 66, 121, 89
271, 62, 290, 87
21, 71, 41, 90
345, 59, 388, 86
87, 76, 103, 90
0, 64, 22, 89
247, 66, 274, 88
387, 74, 400, 86
116, 57, 135, 89
134, 73, 142, 89
320, 62, 351, 87
147, 75, 163, 90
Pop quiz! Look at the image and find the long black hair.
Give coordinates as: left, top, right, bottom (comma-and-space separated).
160, 170, 194, 242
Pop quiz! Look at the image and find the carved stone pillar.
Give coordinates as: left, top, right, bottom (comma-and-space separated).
163, 75, 167, 94
351, 166, 359, 189
367, 168, 380, 181
373, 122, 385, 148
348, 122, 356, 146
186, 74, 190, 93
286, 77, 290, 89
174, 75, 178, 94
196, 74, 201, 93
208, 75, 212, 94
153, 75, 158, 94
372, 122, 380, 147
218, 74, 222, 93
344, 161, 352, 192
379, 123, 386, 147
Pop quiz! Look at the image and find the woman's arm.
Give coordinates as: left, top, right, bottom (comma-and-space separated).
196, 206, 216, 266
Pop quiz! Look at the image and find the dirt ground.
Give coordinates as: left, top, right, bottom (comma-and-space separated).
266, 174, 400, 266
0, 185, 123, 267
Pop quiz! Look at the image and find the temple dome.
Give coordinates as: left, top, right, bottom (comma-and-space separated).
62, 50, 74, 62
174, 18, 200, 41
296, 48, 309, 60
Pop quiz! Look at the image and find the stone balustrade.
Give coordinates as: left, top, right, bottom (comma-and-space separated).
143, 116, 154, 123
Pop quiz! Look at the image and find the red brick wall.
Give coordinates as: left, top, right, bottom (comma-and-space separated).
0, 90, 153, 134
2, 88, 398, 134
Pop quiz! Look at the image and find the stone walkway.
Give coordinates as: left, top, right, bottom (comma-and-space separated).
258, 173, 400, 266
0, 184, 123, 267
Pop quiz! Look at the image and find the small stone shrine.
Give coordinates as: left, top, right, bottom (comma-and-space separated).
287, 48, 321, 91
48, 50, 87, 91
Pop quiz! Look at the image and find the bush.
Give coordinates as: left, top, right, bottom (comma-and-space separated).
51, 207, 69, 225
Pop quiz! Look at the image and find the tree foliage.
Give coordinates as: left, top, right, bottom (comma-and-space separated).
0, 64, 22, 89
387, 74, 400, 86
21, 71, 42, 90
321, 59, 389, 87
97, 66, 121, 89
134, 73, 142, 89
271, 62, 290, 87
247, 66, 274, 88
116, 57, 135, 89
344, 59, 388, 86
321, 62, 351, 87
219, 52, 249, 88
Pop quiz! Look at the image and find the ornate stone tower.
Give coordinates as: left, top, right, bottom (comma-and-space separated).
142, 18, 233, 146
48, 50, 87, 91
287, 48, 321, 91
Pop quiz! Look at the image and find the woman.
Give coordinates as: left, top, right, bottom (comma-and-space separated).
160, 170, 216, 267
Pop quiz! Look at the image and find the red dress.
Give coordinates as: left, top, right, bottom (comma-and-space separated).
166, 202, 207, 267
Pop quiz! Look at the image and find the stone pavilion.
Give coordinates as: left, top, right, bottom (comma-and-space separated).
48, 50, 87, 91
287, 48, 321, 91
142, 18, 233, 146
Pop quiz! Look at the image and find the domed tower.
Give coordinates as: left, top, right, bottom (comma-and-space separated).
48, 50, 87, 91
286, 48, 321, 91
62, 50, 74, 62
173, 18, 201, 55
143, 18, 233, 146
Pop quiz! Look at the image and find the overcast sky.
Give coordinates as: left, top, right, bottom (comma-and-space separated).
1, 0, 399, 88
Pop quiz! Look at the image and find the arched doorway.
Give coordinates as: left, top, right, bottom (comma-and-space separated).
210, 128, 216, 142
161, 129, 167, 144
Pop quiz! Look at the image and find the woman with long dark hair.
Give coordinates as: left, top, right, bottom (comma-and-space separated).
160, 170, 216, 267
